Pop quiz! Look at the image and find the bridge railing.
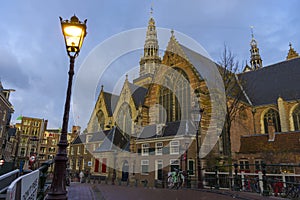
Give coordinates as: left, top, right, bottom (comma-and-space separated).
5, 160, 53, 200
0, 169, 19, 197
203, 163, 300, 197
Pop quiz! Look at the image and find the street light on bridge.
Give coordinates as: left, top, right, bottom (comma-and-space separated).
191, 93, 204, 189
46, 15, 87, 200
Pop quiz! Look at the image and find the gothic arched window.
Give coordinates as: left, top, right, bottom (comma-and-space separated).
97, 110, 105, 130
263, 109, 281, 133
91, 110, 105, 133
292, 105, 300, 131
117, 103, 132, 136
159, 68, 190, 123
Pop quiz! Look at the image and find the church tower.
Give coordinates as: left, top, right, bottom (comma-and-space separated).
249, 27, 263, 70
133, 12, 161, 87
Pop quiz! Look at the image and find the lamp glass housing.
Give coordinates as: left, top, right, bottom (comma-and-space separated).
60, 15, 87, 54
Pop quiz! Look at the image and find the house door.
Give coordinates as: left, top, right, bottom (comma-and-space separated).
121, 160, 129, 181
94, 159, 99, 173
155, 160, 163, 180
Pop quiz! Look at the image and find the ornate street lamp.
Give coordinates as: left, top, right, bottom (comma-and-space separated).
191, 104, 204, 189
46, 15, 87, 200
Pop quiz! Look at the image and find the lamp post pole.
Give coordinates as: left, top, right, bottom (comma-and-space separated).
46, 15, 87, 200
195, 118, 203, 189
191, 89, 204, 189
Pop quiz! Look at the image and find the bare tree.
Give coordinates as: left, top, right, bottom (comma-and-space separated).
218, 45, 246, 166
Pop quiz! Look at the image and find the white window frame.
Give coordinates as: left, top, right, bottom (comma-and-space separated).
239, 159, 250, 170
141, 160, 149, 174
142, 143, 149, 156
155, 142, 163, 155
170, 159, 180, 171
170, 141, 179, 155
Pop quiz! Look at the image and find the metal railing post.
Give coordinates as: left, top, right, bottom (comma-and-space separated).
261, 162, 269, 196
215, 166, 219, 189
233, 163, 240, 191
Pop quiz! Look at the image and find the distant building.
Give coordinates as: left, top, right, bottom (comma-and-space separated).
0, 82, 14, 161
15, 116, 47, 170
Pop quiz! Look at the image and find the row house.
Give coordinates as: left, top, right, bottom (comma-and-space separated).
0, 82, 14, 164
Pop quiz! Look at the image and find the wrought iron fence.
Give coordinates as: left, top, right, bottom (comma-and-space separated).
203, 163, 300, 198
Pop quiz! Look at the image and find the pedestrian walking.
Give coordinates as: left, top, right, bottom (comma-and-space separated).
79, 171, 84, 183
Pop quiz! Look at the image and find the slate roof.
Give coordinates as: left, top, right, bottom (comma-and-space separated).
88, 130, 110, 142
128, 83, 148, 107
71, 134, 86, 145
94, 127, 129, 152
103, 92, 119, 116
137, 120, 196, 140
239, 131, 300, 153
238, 57, 300, 106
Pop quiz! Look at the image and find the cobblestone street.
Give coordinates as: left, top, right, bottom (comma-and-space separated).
67, 183, 287, 200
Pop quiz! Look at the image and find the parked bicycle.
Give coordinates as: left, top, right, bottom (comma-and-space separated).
280, 182, 300, 199
167, 169, 185, 189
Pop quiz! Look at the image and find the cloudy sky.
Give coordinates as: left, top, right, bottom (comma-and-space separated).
1, 0, 299, 130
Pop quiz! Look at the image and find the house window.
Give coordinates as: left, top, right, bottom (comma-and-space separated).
49, 147, 55, 153
84, 147, 87, 154
188, 159, 195, 175
141, 160, 149, 174
142, 143, 149, 156
71, 147, 74, 155
255, 160, 263, 171
2, 110, 6, 121
155, 142, 163, 155
20, 148, 25, 157
239, 160, 250, 171
170, 141, 179, 155
292, 105, 300, 131
93, 144, 97, 151
170, 159, 179, 172
77, 146, 81, 155
102, 158, 107, 173
86, 135, 92, 143
263, 109, 281, 133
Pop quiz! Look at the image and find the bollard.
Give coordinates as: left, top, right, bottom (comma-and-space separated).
135, 179, 138, 187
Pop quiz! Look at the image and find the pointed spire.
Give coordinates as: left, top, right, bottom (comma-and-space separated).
150, 4, 153, 16
249, 26, 263, 70
138, 13, 161, 76
286, 42, 299, 60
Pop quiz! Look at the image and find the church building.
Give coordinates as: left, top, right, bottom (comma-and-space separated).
70, 14, 300, 186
